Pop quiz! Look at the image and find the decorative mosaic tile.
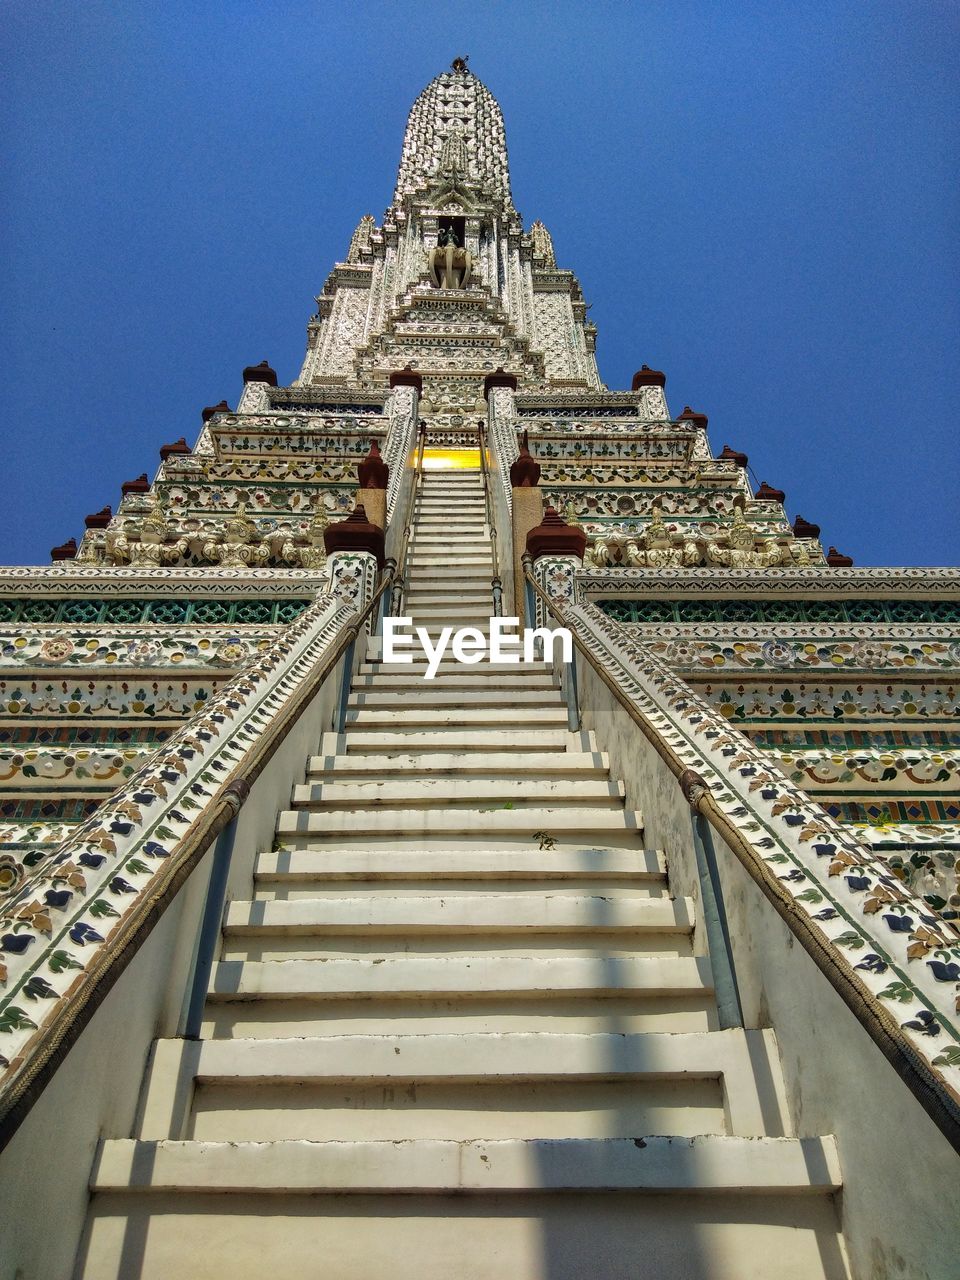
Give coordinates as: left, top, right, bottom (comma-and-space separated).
598, 599, 960, 628
0, 595, 353, 1075
0, 628, 279, 670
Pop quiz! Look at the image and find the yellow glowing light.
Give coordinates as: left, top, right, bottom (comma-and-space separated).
421, 448, 481, 470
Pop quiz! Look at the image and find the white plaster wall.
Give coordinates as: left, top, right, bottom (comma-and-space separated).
0, 648, 352, 1280
576, 657, 960, 1280
0, 882, 207, 1280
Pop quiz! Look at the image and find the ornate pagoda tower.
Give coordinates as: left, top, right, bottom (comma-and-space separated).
1, 61, 958, 1280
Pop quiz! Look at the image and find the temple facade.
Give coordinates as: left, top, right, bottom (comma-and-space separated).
0, 61, 958, 1280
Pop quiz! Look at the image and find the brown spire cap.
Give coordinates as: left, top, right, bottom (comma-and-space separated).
826, 546, 854, 567
84, 506, 112, 529
358, 440, 389, 490
323, 504, 386, 569
631, 364, 666, 390
51, 537, 77, 561
389, 365, 423, 392
242, 360, 278, 386
755, 481, 786, 503
678, 406, 708, 430
202, 400, 230, 422
510, 430, 541, 487
718, 444, 748, 468
159, 437, 191, 460
121, 474, 150, 495
792, 515, 821, 539
483, 368, 518, 398
526, 506, 587, 562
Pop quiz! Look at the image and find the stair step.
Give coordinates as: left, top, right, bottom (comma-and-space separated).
351, 672, 557, 689
403, 592, 494, 606
397, 614, 494, 626
401, 581, 493, 593
400, 565, 494, 579
415, 507, 483, 513
92, 1134, 841, 1194
209, 955, 704, 999
277, 803, 641, 840
407, 540, 487, 547
346, 690, 564, 709
345, 707, 570, 727
412, 524, 486, 535
146, 1024, 773, 1116
146, 1031, 778, 1140
255, 847, 665, 881
414, 508, 486, 517
361, 650, 551, 672
306, 750, 607, 778
290, 777, 625, 810
402, 613, 496, 626
223, 892, 680, 936
338, 729, 581, 753
405, 555, 493, 567
412, 531, 489, 541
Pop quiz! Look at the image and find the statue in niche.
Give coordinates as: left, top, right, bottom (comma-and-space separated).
202, 504, 271, 568
439, 124, 468, 177
429, 223, 472, 289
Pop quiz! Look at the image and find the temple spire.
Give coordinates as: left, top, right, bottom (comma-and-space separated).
393, 64, 513, 208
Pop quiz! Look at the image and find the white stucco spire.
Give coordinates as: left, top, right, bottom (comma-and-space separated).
393, 60, 513, 208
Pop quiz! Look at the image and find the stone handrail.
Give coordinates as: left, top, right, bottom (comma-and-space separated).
486, 385, 520, 517
384, 385, 419, 523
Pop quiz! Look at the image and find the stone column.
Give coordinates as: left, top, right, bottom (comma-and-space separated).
238, 360, 277, 413
325, 549, 380, 615
356, 441, 389, 532
633, 365, 670, 420
323, 505, 386, 625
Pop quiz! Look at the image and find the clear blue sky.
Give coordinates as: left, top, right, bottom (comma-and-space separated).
2, 0, 957, 566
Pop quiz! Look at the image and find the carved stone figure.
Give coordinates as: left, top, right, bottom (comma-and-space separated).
104, 500, 188, 567
429, 230, 473, 289
202, 504, 270, 568
439, 125, 468, 177
279, 501, 329, 570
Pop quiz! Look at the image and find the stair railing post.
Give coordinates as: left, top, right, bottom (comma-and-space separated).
178, 779, 249, 1040
336, 634, 357, 733
565, 644, 581, 731
680, 771, 744, 1030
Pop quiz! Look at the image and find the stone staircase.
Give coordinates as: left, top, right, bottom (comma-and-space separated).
76, 469, 850, 1279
